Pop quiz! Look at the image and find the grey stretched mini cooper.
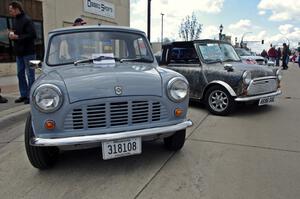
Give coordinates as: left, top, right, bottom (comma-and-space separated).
26, 26, 192, 169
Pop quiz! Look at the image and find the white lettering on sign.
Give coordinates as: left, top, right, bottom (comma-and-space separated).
84, 0, 115, 19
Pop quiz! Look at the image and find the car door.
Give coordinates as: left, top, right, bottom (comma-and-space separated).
165, 47, 206, 99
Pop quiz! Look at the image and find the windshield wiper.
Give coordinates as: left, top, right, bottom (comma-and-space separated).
74, 56, 117, 66
223, 58, 239, 62
120, 57, 153, 63
205, 59, 223, 64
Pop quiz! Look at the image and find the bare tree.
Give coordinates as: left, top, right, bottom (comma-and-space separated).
179, 13, 202, 41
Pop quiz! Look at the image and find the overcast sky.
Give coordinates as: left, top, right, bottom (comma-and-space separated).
130, 0, 300, 52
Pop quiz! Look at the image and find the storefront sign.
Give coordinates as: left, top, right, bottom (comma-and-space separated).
83, 0, 115, 19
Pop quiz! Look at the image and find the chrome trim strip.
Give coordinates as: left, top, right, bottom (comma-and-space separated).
31, 120, 193, 146
235, 90, 281, 102
252, 76, 277, 81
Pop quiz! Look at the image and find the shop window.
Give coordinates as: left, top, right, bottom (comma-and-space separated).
0, 17, 12, 62
0, 17, 44, 63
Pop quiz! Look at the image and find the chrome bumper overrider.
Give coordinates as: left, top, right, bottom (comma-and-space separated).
31, 120, 193, 146
235, 90, 282, 102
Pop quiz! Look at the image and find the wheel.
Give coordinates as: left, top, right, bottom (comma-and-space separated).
205, 85, 235, 116
164, 129, 186, 151
25, 114, 59, 169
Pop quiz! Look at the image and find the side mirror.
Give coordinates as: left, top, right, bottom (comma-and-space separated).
224, 64, 234, 72
29, 60, 42, 69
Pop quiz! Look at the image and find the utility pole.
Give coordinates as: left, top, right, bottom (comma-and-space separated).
161, 13, 164, 44
147, 0, 151, 42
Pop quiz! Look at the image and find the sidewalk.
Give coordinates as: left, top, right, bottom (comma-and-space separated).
0, 75, 29, 128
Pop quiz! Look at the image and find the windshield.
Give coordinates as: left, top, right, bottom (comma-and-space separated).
46, 30, 154, 66
235, 48, 252, 56
197, 42, 240, 63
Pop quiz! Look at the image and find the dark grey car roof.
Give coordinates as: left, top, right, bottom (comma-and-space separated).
163, 39, 231, 47
48, 25, 146, 35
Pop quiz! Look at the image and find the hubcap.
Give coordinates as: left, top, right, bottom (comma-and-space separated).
209, 90, 229, 112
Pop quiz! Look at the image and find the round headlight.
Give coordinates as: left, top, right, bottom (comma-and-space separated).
33, 84, 63, 113
242, 71, 252, 85
276, 69, 282, 81
167, 77, 189, 102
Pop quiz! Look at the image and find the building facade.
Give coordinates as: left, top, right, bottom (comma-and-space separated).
0, 0, 130, 76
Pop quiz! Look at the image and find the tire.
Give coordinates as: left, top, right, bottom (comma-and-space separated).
164, 129, 186, 151
25, 114, 59, 169
205, 85, 235, 116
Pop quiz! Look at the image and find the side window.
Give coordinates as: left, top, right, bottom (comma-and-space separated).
133, 38, 147, 57
169, 47, 199, 64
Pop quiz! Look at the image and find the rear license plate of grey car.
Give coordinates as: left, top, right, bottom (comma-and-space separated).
259, 96, 275, 106
102, 137, 142, 160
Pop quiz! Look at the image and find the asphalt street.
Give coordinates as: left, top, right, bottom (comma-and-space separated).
0, 63, 300, 199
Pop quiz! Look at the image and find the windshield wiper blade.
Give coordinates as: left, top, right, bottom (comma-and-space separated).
205, 59, 223, 63
120, 57, 153, 63
74, 56, 117, 65
223, 58, 239, 62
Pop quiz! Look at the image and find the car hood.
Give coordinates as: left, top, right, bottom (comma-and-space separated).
229, 62, 274, 78
54, 63, 162, 103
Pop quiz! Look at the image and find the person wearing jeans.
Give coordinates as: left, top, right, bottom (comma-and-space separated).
16, 54, 36, 102
8, 1, 36, 104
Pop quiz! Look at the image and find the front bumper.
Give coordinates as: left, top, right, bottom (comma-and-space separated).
31, 120, 193, 146
234, 90, 282, 102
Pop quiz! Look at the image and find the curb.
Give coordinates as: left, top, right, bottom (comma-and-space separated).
0, 106, 30, 129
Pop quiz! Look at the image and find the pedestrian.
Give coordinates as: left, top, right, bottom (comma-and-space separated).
276, 47, 281, 66
73, 17, 87, 26
8, 1, 36, 104
261, 49, 268, 64
297, 45, 300, 68
282, 43, 288, 70
268, 44, 277, 62
0, 88, 8, 103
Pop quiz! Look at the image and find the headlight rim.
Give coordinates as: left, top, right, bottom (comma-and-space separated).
33, 84, 63, 113
276, 69, 282, 81
167, 77, 189, 103
242, 71, 252, 85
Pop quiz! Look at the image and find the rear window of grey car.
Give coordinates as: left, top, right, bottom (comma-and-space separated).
46, 31, 153, 66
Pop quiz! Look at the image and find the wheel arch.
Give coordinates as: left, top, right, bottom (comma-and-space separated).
203, 81, 237, 99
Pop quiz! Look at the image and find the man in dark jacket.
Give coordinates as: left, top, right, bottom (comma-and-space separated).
282, 43, 288, 70
8, 1, 36, 104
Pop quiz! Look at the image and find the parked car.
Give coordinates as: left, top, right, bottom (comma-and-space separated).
25, 25, 192, 169
235, 47, 267, 65
160, 40, 282, 116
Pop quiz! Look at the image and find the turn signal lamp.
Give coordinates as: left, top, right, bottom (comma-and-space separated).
175, 108, 184, 117
44, 120, 56, 130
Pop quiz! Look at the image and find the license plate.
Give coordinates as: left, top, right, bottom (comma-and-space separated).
102, 137, 142, 160
259, 96, 275, 106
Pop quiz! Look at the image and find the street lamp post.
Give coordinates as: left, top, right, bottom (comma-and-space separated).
241, 32, 252, 48
147, 0, 151, 42
161, 13, 164, 44
219, 24, 223, 41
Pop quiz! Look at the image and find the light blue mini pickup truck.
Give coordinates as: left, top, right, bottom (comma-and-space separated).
25, 25, 192, 169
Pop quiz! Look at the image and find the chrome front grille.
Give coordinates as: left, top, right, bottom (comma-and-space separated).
64, 100, 168, 131
247, 77, 278, 96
